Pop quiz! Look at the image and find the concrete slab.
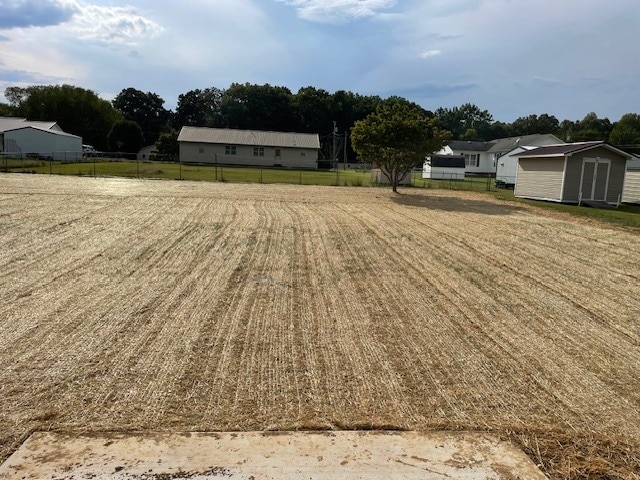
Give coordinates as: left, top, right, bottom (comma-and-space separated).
0, 431, 546, 479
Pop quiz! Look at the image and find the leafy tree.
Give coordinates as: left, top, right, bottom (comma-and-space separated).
0, 102, 13, 116
107, 120, 144, 154
4, 84, 122, 150
510, 114, 559, 136
293, 86, 333, 134
174, 87, 224, 128
435, 103, 493, 140
155, 130, 179, 158
112, 88, 171, 144
220, 83, 297, 132
571, 112, 612, 142
609, 113, 640, 146
351, 97, 451, 192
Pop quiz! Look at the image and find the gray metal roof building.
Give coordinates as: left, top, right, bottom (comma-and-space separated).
178, 127, 320, 150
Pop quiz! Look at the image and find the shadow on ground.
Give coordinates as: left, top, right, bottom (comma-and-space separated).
392, 192, 523, 215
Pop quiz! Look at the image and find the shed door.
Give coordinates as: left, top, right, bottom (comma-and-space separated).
580, 158, 610, 202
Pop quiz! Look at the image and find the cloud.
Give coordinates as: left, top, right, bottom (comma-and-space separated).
0, 0, 79, 29
394, 82, 477, 99
277, 0, 397, 24
69, 4, 163, 45
420, 49, 441, 58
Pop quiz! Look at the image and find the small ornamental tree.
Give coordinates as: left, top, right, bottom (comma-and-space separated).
351, 97, 451, 192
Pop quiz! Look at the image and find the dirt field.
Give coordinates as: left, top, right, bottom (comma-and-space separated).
0, 174, 638, 479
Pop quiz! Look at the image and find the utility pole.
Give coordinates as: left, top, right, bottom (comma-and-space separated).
333, 121, 338, 185
343, 131, 348, 170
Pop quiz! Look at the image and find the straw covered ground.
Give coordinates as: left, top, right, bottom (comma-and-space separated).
0, 174, 638, 479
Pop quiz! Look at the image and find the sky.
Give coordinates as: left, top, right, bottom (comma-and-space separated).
0, 0, 638, 123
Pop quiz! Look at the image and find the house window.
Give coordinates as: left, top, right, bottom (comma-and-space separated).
198, 147, 204, 154
300, 152, 306, 157
253, 147, 265, 157
275, 149, 281, 157
225, 145, 236, 155
464, 153, 479, 167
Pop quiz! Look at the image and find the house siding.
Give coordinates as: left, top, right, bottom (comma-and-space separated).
180, 142, 318, 168
515, 158, 564, 201
623, 170, 640, 203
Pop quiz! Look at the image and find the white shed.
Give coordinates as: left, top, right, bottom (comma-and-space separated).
422, 154, 465, 180
2, 126, 82, 161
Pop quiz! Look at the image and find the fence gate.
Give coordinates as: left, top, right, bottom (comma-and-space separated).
580, 158, 610, 203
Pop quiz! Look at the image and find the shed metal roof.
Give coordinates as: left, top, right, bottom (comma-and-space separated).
178, 127, 320, 149
0, 117, 59, 133
5, 125, 81, 139
515, 141, 631, 159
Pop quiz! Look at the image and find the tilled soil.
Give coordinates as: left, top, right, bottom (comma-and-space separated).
0, 174, 638, 479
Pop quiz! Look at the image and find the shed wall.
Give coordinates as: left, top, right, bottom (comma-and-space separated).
5, 129, 82, 160
623, 170, 640, 204
180, 142, 318, 168
514, 158, 564, 200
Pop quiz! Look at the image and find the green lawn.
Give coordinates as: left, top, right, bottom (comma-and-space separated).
4, 159, 639, 230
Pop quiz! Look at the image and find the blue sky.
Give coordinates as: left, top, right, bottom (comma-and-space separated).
0, 0, 638, 123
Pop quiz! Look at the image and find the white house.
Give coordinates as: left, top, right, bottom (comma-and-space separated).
437, 134, 565, 176
178, 127, 320, 168
0, 117, 82, 160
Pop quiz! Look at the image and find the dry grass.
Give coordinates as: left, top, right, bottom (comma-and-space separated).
0, 174, 639, 479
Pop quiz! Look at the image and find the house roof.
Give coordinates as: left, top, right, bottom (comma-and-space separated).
487, 134, 563, 153
515, 141, 632, 159
0, 116, 60, 133
447, 134, 565, 154
178, 127, 320, 149
448, 140, 492, 152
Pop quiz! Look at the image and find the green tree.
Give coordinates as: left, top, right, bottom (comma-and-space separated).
174, 87, 224, 128
155, 130, 179, 158
4, 84, 122, 150
571, 112, 612, 142
293, 86, 333, 134
510, 114, 559, 136
0, 102, 13, 116
609, 113, 640, 146
220, 83, 297, 132
435, 103, 493, 140
107, 120, 144, 154
351, 97, 451, 193
112, 88, 171, 144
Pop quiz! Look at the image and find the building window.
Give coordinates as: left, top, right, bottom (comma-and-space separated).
275, 149, 281, 157
300, 152, 306, 157
253, 147, 265, 157
464, 153, 479, 167
198, 147, 204, 154
225, 145, 236, 155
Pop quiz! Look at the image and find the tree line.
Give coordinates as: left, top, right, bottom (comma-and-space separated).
2, 84, 639, 158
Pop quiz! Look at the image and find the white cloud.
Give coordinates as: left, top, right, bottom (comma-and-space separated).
68, 3, 163, 45
420, 49, 441, 58
277, 0, 397, 24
